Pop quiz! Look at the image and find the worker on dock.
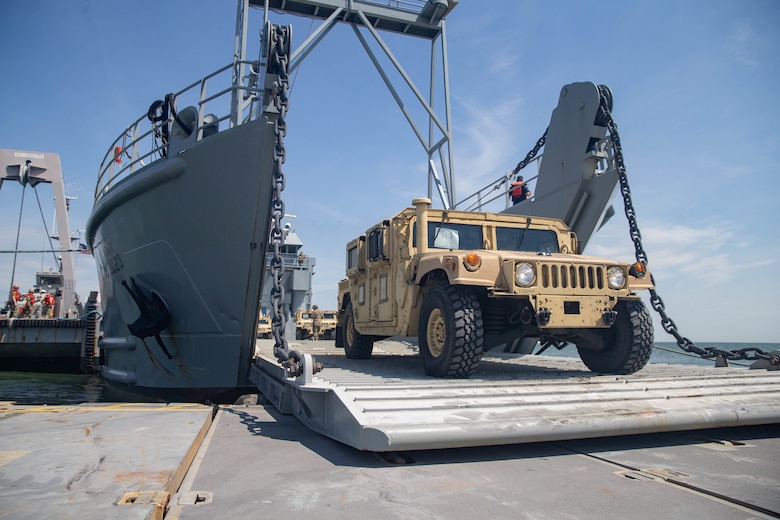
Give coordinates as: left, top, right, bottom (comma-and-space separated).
32, 288, 43, 318
10, 284, 22, 317
311, 305, 323, 341
21, 288, 35, 318
42, 290, 55, 318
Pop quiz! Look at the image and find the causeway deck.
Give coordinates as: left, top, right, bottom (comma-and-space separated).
1, 340, 778, 519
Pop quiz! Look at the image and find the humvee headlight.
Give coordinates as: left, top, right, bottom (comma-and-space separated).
463, 252, 482, 271
607, 266, 626, 289
515, 262, 535, 287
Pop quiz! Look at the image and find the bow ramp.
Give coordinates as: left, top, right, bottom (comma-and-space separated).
250, 341, 780, 452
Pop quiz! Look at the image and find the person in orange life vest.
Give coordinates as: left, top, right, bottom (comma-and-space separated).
42, 291, 56, 318
22, 288, 35, 318
9, 284, 22, 317
510, 175, 531, 205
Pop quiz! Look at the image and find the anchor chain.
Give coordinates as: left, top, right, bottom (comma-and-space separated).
266, 24, 321, 377
595, 86, 778, 367
512, 129, 547, 176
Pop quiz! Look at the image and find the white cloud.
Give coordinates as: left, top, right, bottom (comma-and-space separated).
487, 50, 519, 75
452, 95, 526, 198
589, 216, 777, 289
725, 20, 760, 67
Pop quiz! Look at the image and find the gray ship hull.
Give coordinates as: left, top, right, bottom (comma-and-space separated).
86, 116, 277, 401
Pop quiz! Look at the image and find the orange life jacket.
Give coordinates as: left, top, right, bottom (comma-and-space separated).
511, 182, 527, 198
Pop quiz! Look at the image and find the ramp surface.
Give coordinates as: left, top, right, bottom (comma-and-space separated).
252, 340, 780, 451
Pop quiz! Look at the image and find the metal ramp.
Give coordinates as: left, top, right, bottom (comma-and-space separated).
251, 341, 780, 451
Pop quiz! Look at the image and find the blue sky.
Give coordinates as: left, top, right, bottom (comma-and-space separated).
1, 1, 778, 344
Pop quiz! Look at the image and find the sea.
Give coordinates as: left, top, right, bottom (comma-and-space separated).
1, 342, 777, 405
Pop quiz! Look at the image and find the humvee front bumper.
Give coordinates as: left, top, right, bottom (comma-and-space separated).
528, 294, 619, 328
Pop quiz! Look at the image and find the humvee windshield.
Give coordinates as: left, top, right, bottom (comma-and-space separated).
429, 222, 483, 250
416, 221, 559, 253
496, 227, 559, 253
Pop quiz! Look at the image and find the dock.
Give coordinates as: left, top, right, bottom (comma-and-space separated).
0, 402, 214, 519
0, 292, 101, 374
1, 341, 778, 519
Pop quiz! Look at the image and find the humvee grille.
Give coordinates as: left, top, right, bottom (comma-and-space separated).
540, 264, 605, 290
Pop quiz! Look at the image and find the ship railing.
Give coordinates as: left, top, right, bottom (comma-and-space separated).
356, 0, 429, 13
94, 59, 264, 203
453, 158, 543, 213
453, 134, 617, 213
265, 252, 311, 269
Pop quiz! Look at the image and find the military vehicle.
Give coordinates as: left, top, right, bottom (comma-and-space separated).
256, 314, 272, 339
295, 308, 338, 340
335, 197, 654, 377
319, 311, 338, 340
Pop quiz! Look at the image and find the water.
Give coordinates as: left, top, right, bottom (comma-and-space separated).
0, 371, 132, 405
1, 342, 777, 405
543, 341, 780, 369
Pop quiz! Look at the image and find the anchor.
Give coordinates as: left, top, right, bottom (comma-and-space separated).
121, 277, 173, 359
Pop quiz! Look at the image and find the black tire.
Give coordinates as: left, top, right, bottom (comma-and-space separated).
419, 283, 484, 377
343, 302, 374, 359
576, 299, 653, 374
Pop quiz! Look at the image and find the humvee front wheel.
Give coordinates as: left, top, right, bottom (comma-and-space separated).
419, 283, 484, 377
344, 302, 374, 359
576, 299, 653, 374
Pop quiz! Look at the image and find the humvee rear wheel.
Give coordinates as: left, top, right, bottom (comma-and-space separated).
419, 283, 484, 377
344, 302, 374, 359
576, 299, 653, 374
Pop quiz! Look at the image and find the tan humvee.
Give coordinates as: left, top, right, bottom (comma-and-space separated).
335, 198, 654, 377
295, 309, 338, 340
256, 314, 272, 339
320, 310, 338, 340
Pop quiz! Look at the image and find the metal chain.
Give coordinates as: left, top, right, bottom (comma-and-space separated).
267, 25, 304, 376
596, 86, 777, 365
512, 129, 548, 176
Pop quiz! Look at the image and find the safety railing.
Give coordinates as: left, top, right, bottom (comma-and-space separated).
265, 252, 312, 269
357, 0, 429, 13
453, 157, 543, 213
454, 133, 617, 214
94, 59, 264, 203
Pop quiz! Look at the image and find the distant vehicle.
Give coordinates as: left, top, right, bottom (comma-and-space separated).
256, 314, 272, 339
336, 198, 655, 378
295, 309, 338, 340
